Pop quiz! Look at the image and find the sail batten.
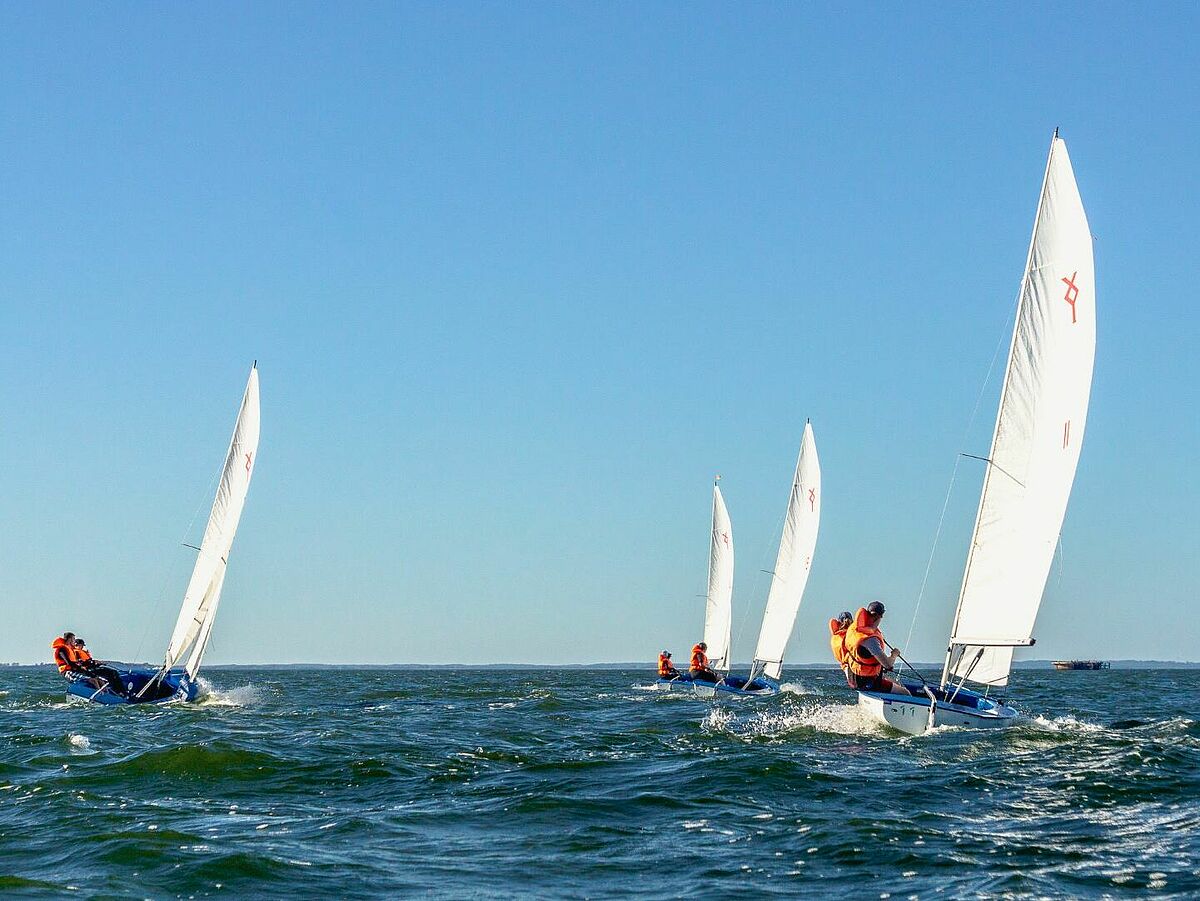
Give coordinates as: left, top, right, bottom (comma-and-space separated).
164, 366, 261, 677
702, 484, 735, 670
752, 423, 821, 681
943, 134, 1095, 688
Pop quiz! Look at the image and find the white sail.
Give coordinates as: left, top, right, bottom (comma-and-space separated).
702, 483, 734, 670
945, 134, 1095, 688
753, 422, 821, 680
164, 365, 261, 678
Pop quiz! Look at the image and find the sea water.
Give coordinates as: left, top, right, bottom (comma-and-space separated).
1, 666, 1196, 898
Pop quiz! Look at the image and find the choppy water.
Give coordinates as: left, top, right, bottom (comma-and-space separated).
1, 666, 1197, 898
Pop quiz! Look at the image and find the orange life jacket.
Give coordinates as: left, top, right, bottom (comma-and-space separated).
51, 637, 75, 673
829, 618, 849, 666
75, 647, 93, 664
843, 608, 886, 678
690, 644, 709, 671
658, 654, 676, 677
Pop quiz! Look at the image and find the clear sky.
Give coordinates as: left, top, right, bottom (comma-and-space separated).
1, 4, 1196, 667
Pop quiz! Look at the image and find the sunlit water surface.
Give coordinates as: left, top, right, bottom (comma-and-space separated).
1, 667, 1197, 898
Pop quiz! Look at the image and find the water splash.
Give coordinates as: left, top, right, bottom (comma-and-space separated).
196, 679, 262, 707
703, 701, 884, 739
66, 733, 93, 753
779, 681, 813, 696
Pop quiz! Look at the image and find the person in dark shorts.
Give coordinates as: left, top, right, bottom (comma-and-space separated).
689, 642, 719, 683
657, 651, 681, 679
843, 601, 911, 696
74, 638, 128, 697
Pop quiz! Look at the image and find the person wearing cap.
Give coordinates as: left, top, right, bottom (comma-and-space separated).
689, 641, 718, 683
843, 601, 911, 696
72, 637, 128, 697
657, 650, 681, 679
828, 611, 854, 685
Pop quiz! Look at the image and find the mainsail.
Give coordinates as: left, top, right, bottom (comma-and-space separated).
702, 482, 734, 670
164, 365, 261, 678
752, 422, 821, 680
944, 133, 1095, 688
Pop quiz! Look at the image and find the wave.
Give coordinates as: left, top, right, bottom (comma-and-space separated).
76, 743, 293, 782
1028, 713, 1106, 733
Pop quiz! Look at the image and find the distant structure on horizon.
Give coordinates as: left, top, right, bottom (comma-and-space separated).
1052, 660, 1110, 671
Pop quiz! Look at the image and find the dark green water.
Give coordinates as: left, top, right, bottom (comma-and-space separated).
1, 667, 1196, 898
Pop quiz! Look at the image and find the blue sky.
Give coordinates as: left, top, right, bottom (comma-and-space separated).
1, 4, 1196, 666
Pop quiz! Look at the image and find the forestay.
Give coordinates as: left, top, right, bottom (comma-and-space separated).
703, 483, 734, 670
753, 422, 821, 680
945, 135, 1095, 688
164, 366, 261, 678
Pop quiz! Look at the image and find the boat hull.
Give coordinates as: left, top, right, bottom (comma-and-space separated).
66, 667, 198, 706
654, 674, 779, 698
857, 682, 1018, 735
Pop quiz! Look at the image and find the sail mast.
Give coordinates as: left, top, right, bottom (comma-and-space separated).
703, 478, 735, 671
940, 131, 1095, 689
940, 133, 1058, 688
163, 364, 261, 677
752, 421, 820, 681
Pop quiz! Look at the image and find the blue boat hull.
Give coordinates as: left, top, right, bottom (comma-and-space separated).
654, 673, 779, 697
65, 667, 198, 706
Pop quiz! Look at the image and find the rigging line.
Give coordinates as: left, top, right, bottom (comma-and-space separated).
133, 463, 222, 663
905, 302, 1017, 652
733, 497, 790, 670
904, 454, 962, 651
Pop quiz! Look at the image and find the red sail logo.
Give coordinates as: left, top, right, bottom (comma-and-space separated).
1061, 271, 1080, 324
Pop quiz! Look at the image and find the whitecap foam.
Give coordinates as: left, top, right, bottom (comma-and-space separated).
66, 733, 93, 753
1029, 713, 1105, 733
702, 706, 736, 732
196, 679, 262, 707
705, 701, 886, 739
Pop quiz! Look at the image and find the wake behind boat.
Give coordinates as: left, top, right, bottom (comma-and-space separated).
63, 365, 261, 706
859, 131, 1096, 735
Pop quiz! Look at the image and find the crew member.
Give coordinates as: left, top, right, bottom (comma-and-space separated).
51, 632, 90, 684
829, 611, 853, 685
689, 641, 718, 683
657, 650, 680, 679
74, 638, 127, 697
843, 601, 911, 696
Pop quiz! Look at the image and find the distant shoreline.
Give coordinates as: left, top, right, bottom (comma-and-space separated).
5, 660, 1200, 670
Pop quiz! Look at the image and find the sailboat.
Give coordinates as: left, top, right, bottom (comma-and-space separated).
732, 420, 822, 696
858, 131, 1096, 735
659, 423, 821, 698
657, 479, 736, 693
67, 365, 261, 705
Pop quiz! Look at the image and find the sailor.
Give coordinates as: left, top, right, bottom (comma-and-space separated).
51, 632, 89, 683
657, 650, 681, 679
689, 642, 718, 683
829, 611, 853, 685
74, 638, 127, 697
843, 601, 911, 696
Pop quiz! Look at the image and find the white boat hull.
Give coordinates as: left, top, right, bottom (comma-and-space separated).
857, 687, 1018, 736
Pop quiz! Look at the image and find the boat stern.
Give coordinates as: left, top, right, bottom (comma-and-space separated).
857, 690, 930, 735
